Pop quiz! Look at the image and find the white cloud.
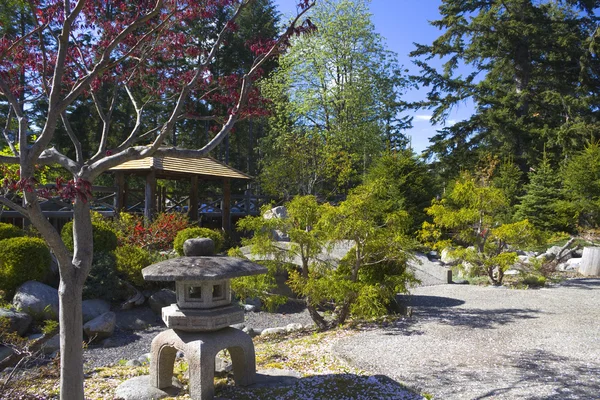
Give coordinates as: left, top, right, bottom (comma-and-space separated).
414, 115, 432, 122
445, 119, 457, 126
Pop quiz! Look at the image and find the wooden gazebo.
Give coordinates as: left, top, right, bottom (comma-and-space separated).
110, 155, 251, 232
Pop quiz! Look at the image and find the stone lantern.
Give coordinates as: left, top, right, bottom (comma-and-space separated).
141, 238, 267, 400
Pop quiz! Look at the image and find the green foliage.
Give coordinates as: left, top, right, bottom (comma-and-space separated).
363, 150, 437, 232
0, 237, 51, 298
0, 222, 25, 241
83, 252, 124, 301
61, 221, 118, 253
114, 245, 152, 287
411, 0, 600, 176
421, 172, 542, 285
259, 0, 411, 197
239, 191, 416, 328
173, 227, 224, 255
229, 250, 287, 312
515, 152, 566, 231
560, 141, 600, 228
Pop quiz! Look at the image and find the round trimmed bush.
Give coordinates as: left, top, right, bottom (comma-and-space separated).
0, 237, 51, 298
61, 221, 117, 252
115, 245, 151, 287
173, 227, 224, 255
0, 222, 25, 241
84, 251, 125, 301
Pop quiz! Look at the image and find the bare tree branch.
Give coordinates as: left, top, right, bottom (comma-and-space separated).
1, 108, 18, 156
60, 112, 83, 163
0, 196, 29, 218
90, 88, 117, 160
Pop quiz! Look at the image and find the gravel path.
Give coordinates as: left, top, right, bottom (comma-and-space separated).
83, 301, 312, 370
333, 278, 600, 399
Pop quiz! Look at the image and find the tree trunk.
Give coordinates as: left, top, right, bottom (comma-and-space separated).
580, 247, 600, 276
306, 301, 328, 331
58, 277, 85, 400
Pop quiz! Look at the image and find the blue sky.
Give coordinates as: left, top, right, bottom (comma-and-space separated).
273, 0, 475, 153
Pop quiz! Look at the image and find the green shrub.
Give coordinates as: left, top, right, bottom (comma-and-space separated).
61, 221, 118, 252
0, 237, 51, 298
521, 275, 547, 287
115, 245, 152, 287
83, 252, 124, 301
0, 222, 25, 241
173, 227, 224, 255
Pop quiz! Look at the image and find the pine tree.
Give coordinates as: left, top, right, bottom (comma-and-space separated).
515, 153, 565, 231
411, 0, 600, 176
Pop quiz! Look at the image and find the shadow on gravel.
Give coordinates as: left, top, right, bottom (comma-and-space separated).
558, 278, 600, 290
397, 294, 465, 308
473, 349, 600, 399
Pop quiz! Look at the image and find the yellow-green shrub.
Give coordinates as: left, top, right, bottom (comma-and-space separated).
61, 221, 117, 252
0, 237, 51, 298
0, 222, 25, 241
173, 227, 224, 255
115, 245, 151, 287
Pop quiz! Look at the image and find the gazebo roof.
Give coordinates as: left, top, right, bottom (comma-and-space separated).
109, 155, 251, 180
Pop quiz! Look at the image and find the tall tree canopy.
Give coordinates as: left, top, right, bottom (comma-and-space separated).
259, 0, 412, 198
0, 1, 314, 399
411, 0, 600, 175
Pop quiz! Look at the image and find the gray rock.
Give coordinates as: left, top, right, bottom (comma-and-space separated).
215, 355, 232, 377
231, 323, 246, 330
137, 353, 152, 364
441, 248, 457, 265
148, 289, 176, 315
0, 345, 14, 361
83, 311, 116, 341
244, 304, 257, 312
126, 359, 142, 367
260, 327, 286, 336
82, 299, 110, 323
42, 334, 60, 355
115, 375, 181, 400
285, 323, 303, 332
263, 206, 290, 241
27, 333, 44, 341
0, 308, 32, 335
12, 281, 59, 320
183, 238, 215, 256
115, 307, 160, 331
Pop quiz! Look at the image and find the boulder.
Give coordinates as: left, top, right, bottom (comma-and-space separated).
263, 206, 290, 242
260, 327, 286, 336
215, 355, 232, 377
12, 281, 59, 320
115, 375, 181, 400
0, 345, 14, 362
83, 311, 116, 341
148, 289, 176, 315
42, 334, 60, 355
0, 308, 32, 335
285, 323, 303, 332
115, 307, 160, 330
82, 299, 111, 323
440, 248, 457, 265
183, 238, 215, 257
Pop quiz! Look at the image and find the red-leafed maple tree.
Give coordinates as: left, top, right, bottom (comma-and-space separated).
0, 1, 314, 398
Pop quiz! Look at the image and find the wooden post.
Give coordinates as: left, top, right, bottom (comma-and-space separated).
190, 175, 199, 222
145, 170, 156, 221
114, 172, 125, 213
162, 186, 167, 213
222, 178, 231, 234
